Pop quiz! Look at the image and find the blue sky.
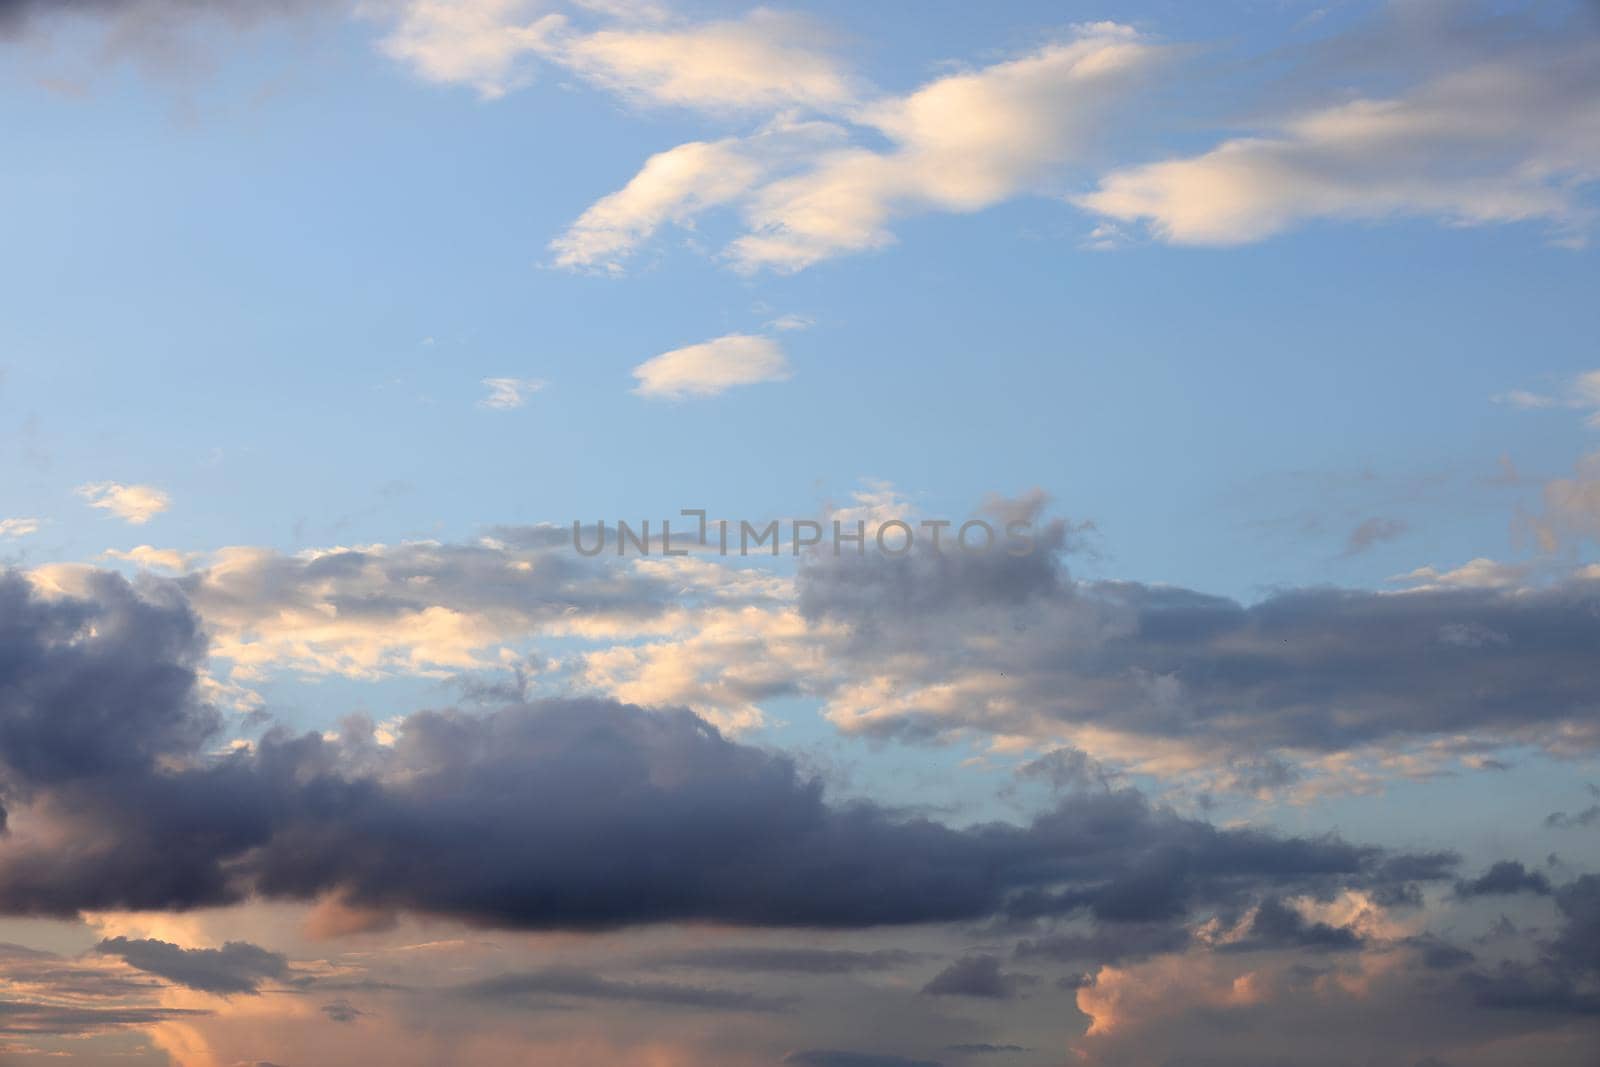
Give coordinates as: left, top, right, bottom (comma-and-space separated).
1, 3, 1598, 1066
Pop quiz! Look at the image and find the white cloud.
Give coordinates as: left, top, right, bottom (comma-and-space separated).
101, 545, 203, 572
371, 0, 563, 99
1076, 41, 1600, 245
373, 1, 853, 111
0, 518, 40, 538
479, 377, 549, 410
548, 138, 763, 273
1494, 369, 1600, 426
631, 333, 790, 399
548, 22, 1165, 274
548, 8, 855, 113
766, 313, 814, 332
730, 25, 1162, 272
76, 482, 171, 525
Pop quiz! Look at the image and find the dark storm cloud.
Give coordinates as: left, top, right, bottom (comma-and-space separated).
0, 569, 215, 789
95, 937, 289, 995
919, 956, 1036, 999
1455, 861, 1554, 899
1462, 874, 1600, 1016
0, 569, 1457, 932
799, 523, 1600, 757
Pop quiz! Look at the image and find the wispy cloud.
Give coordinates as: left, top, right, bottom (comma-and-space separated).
0, 517, 40, 538
479, 377, 548, 410
1494, 370, 1600, 425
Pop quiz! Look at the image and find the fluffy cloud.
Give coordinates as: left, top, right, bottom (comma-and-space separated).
549, 137, 766, 273
546, 8, 854, 113
0, 568, 1453, 931
169, 533, 685, 680
76, 482, 171, 525
1077, 27, 1600, 245
552, 23, 1165, 274
729, 25, 1163, 273
632, 333, 791, 399
373, 0, 564, 99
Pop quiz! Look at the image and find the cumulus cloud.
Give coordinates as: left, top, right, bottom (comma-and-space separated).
1077, 24, 1600, 245
170, 533, 685, 681
550, 22, 1165, 273
0, 568, 1452, 931
729, 25, 1163, 272
632, 333, 791, 399
550, 137, 759, 272
76, 482, 171, 525
372, 0, 564, 99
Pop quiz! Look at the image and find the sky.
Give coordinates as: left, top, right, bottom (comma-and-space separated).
0, 1, 1598, 1065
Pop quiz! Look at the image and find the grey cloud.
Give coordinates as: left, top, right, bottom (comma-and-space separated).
800, 531, 1600, 760
95, 937, 289, 995
1455, 861, 1554, 898
920, 956, 1036, 1000
1462, 874, 1600, 1016
646, 947, 919, 975
320, 998, 365, 1023
1014, 922, 1190, 966
0, 999, 206, 1036
0, 0, 323, 39
785, 1053, 943, 1067
1342, 517, 1408, 557
458, 967, 785, 1012
1218, 897, 1362, 953
0, 942, 160, 999
0, 568, 1455, 934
